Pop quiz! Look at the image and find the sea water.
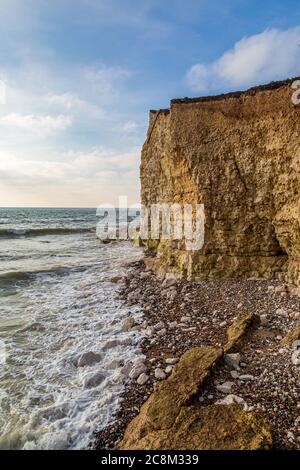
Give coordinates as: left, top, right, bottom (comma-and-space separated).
0, 208, 143, 449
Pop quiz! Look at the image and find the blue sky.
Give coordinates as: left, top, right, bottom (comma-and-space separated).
0, 0, 300, 207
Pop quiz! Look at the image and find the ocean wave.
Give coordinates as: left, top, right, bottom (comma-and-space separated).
0, 227, 95, 239
0, 266, 75, 282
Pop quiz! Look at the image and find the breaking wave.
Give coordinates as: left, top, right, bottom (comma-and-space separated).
0, 227, 95, 239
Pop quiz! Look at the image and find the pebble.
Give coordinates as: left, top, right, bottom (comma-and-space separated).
224, 353, 241, 370
82, 371, 105, 389
165, 357, 179, 365
137, 373, 149, 385
292, 340, 300, 350
144, 327, 153, 337
154, 368, 166, 380
239, 374, 254, 381
216, 381, 234, 393
102, 339, 119, 350
279, 348, 288, 354
121, 317, 135, 332
291, 350, 300, 366
276, 308, 288, 317
230, 370, 239, 379
157, 328, 167, 336
180, 315, 191, 323
153, 321, 165, 331
165, 365, 173, 374
260, 314, 268, 325
76, 351, 101, 367
216, 394, 248, 410
129, 363, 147, 379
162, 277, 177, 288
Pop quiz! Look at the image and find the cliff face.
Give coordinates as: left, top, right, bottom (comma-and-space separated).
141, 78, 300, 285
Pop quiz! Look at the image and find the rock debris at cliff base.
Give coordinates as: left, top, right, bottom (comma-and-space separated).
93, 261, 299, 450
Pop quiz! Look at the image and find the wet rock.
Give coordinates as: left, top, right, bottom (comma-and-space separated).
83, 371, 105, 388
120, 337, 132, 346
121, 317, 135, 332
129, 363, 147, 380
144, 327, 154, 337
102, 339, 119, 350
77, 351, 101, 367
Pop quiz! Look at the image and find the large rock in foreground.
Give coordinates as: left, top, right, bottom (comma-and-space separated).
119, 404, 272, 450
118, 341, 272, 450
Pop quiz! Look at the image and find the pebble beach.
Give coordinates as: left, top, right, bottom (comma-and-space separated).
94, 259, 300, 450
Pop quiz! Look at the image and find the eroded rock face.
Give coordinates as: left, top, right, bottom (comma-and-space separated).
141, 78, 300, 284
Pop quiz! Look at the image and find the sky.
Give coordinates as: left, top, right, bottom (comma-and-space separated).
0, 0, 300, 207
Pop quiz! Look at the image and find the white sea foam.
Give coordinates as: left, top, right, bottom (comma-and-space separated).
0, 239, 144, 450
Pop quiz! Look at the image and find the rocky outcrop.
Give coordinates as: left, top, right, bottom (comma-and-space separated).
117, 311, 271, 450
225, 312, 260, 353
141, 77, 300, 285
118, 403, 272, 450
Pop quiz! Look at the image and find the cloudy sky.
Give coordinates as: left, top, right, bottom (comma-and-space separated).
0, 0, 300, 207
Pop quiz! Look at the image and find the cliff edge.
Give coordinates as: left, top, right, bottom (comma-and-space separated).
141, 77, 300, 286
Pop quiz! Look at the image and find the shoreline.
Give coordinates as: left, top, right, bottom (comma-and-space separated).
93, 259, 299, 450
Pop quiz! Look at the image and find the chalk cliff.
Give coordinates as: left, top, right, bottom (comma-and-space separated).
141, 78, 300, 286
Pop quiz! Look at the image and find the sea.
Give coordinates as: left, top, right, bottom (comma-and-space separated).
0, 208, 143, 449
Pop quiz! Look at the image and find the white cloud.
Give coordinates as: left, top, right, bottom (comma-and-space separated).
85, 65, 132, 95
44, 92, 105, 118
0, 113, 72, 136
186, 27, 300, 92
121, 120, 139, 133
0, 147, 140, 206
45, 92, 88, 111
